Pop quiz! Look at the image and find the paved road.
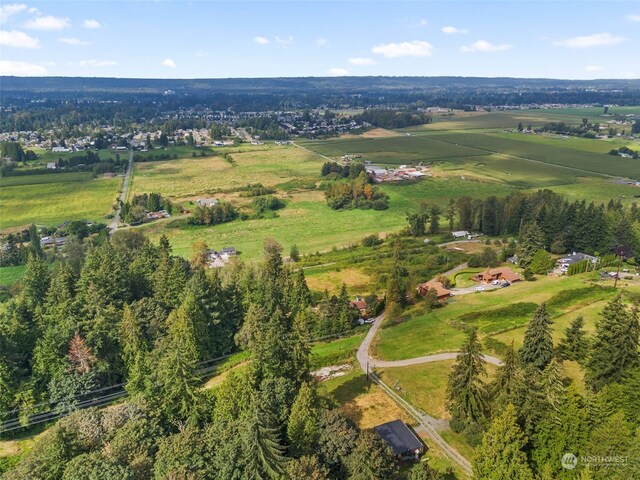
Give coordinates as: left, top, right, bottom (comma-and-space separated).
110, 149, 133, 233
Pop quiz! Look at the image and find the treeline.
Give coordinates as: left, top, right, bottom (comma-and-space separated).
321, 161, 365, 179
446, 296, 640, 479
121, 193, 173, 225
239, 116, 289, 140
0, 142, 37, 162
355, 108, 432, 129
324, 171, 388, 210
453, 190, 640, 258
189, 201, 238, 225
1, 235, 438, 480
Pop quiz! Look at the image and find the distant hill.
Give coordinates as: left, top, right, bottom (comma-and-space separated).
2, 75, 639, 95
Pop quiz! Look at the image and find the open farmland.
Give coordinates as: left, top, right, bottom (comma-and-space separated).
139, 176, 513, 259
297, 135, 487, 165
0, 173, 119, 231
131, 144, 321, 199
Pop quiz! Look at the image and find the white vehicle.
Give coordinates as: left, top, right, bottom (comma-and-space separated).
364, 318, 375, 324
475, 286, 485, 291
491, 280, 500, 285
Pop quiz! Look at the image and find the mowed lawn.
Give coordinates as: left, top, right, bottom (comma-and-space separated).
0, 173, 120, 231
139, 176, 514, 260
373, 273, 622, 361
131, 145, 322, 198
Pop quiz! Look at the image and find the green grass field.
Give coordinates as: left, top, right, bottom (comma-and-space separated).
373, 273, 635, 362
0, 266, 26, 287
0, 174, 120, 231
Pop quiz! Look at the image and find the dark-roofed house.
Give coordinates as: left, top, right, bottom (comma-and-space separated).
373, 420, 425, 460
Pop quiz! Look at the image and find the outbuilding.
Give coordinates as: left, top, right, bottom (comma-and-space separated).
373, 420, 425, 460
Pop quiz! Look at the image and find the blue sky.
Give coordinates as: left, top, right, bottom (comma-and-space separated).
1, 1, 639, 79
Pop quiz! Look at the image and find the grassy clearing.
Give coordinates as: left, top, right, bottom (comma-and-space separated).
305, 267, 374, 294
322, 368, 412, 429
374, 273, 623, 361
0, 172, 95, 187
0, 265, 26, 287
132, 144, 322, 199
140, 177, 511, 260
310, 332, 366, 369
0, 177, 119, 231
376, 361, 499, 420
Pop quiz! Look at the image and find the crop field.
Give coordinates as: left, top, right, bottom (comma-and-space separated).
372, 273, 631, 361
297, 135, 487, 165
0, 175, 119, 231
131, 145, 321, 199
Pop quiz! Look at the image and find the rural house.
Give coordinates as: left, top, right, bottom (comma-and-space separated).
556, 252, 598, 271
472, 267, 520, 284
373, 420, 425, 461
196, 198, 219, 207
350, 296, 367, 315
416, 280, 452, 300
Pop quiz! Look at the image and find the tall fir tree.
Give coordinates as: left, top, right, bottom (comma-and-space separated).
519, 303, 554, 370
517, 221, 545, 269
586, 295, 639, 391
558, 316, 589, 362
243, 404, 288, 480
446, 329, 488, 427
490, 341, 520, 413
287, 382, 321, 456
473, 404, 534, 480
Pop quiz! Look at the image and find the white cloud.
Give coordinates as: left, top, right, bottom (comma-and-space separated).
316, 38, 327, 46
442, 25, 468, 34
328, 68, 349, 76
460, 40, 511, 52
80, 59, 117, 67
626, 14, 640, 22
0, 3, 27, 23
419, 19, 428, 26
0, 60, 46, 75
585, 65, 604, 72
254, 36, 269, 45
0, 29, 39, 48
553, 33, 625, 48
59, 37, 90, 46
83, 19, 101, 29
24, 15, 70, 31
371, 40, 433, 58
348, 57, 377, 66
161, 58, 176, 68
275, 35, 293, 45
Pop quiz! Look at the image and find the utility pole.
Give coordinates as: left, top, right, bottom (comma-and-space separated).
613, 253, 622, 288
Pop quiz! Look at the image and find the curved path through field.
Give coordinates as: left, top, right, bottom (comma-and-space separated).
355, 260, 503, 476
110, 149, 134, 233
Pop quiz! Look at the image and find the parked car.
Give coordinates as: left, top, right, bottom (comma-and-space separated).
501, 282, 511, 288
364, 318, 375, 324
491, 280, 500, 285
475, 286, 485, 291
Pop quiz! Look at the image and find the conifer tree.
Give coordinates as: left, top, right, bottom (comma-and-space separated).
519, 303, 554, 370
287, 382, 321, 456
153, 300, 201, 422
446, 329, 488, 427
517, 222, 545, 269
586, 295, 639, 391
347, 430, 398, 480
532, 384, 589, 478
243, 405, 288, 480
490, 341, 520, 412
20, 253, 51, 310
558, 316, 589, 362
473, 404, 534, 480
